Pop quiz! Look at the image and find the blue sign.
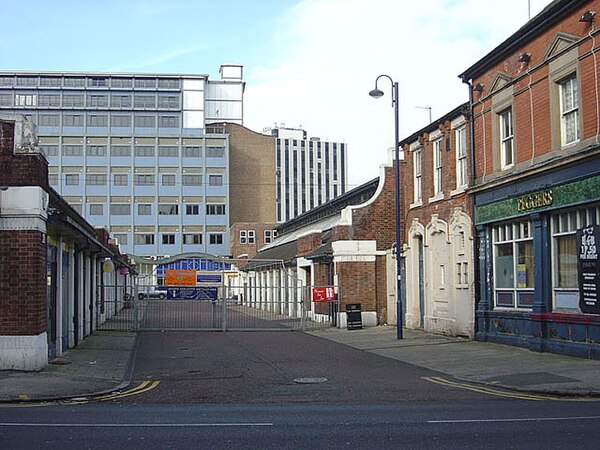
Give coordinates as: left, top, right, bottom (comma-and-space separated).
197, 274, 222, 284
167, 287, 218, 300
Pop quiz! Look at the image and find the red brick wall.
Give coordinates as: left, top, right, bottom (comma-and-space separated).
297, 232, 321, 257
350, 164, 403, 250
0, 121, 49, 189
0, 230, 47, 335
0, 118, 49, 336
229, 222, 278, 263
470, 0, 600, 181
336, 261, 376, 311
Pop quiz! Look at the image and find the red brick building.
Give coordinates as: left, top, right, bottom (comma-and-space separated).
1, 114, 134, 370
459, 0, 600, 357
400, 103, 475, 337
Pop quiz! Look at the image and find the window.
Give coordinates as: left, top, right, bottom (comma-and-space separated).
499, 108, 514, 169
206, 204, 225, 215
559, 75, 580, 146
86, 173, 107, 185
113, 174, 128, 186
65, 174, 79, 186
15, 94, 37, 106
135, 146, 155, 157
44, 145, 59, 157
39, 77, 61, 87
89, 77, 107, 87
158, 204, 179, 215
111, 78, 133, 88
162, 174, 176, 186
86, 145, 106, 157
248, 230, 255, 244
111, 145, 131, 157
433, 138, 443, 196
158, 78, 180, 89
552, 207, 599, 310
90, 204, 104, 215
264, 230, 274, 244
158, 95, 180, 108
183, 174, 202, 186
64, 77, 85, 87
0, 76, 13, 86
87, 94, 108, 107
493, 221, 534, 309
134, 174, 155, 186
111, 94, 132, 108
38, 94, 60, 107
186, 204, 199, 215
87, 114, 108, 127
184, 234, 202, 245
159, 146, 178, 157
138, 204, 152, 215
63, 114, 83, 126
162, 234, 175, 245
456, 262, 469, 287
48, 173, 58, 185
112, 233, 128, 245
209, 234, 223, 245
0, 93, 12, 106
111, 115, 131, 127
134, 94, 156, 108
456, 126, 467, 188
71, 204, 83, 214
134, 234, 154, 245
63, 94, 84, 107
110, 204, 131, 215
413, 146, 422, 203
207, 146, 225, 157
183, 146, 201, 157
38, 114, 60, 126
63, 145, 83, 156
16, 76, 37, 86
158, 115, 179, 128
135, 78, 156, 89
134, 115, 156, 128
208, 175, 223, 186
240, 230, 247, 244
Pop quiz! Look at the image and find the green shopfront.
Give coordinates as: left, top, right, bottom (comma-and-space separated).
474, 158, 600, 359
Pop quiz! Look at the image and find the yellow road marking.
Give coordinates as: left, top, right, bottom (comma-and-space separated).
423, 376, 600, 402
99, 380, 160, 401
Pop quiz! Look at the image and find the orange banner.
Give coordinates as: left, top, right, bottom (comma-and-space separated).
165, 269, 197, 286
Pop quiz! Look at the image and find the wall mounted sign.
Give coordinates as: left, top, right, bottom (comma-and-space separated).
577, 225, 600, 314
516, 190, 553, 212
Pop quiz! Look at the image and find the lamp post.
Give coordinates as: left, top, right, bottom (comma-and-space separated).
369, 75, 403, 339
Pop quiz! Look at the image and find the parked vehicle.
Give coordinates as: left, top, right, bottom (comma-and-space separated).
138, 286, 167, 300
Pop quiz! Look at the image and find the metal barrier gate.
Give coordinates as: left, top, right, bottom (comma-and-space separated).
97, 285, 339, 332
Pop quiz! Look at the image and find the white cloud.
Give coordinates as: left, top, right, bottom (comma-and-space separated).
244, 0, 553, 188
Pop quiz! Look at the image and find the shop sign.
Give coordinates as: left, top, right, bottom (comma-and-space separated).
516, 190, 553, 212
165, 269, 197, 286
577, 225, 600, 314
312, 287, 336, 302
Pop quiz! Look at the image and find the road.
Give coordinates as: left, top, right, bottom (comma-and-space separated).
1, 331, 599, 449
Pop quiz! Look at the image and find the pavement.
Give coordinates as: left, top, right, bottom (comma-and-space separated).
1, 326, 600, 403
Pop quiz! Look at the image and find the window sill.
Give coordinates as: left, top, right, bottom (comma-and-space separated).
409, 200, 423, 210
428, 193, 444, 204
450, 186, 467, 197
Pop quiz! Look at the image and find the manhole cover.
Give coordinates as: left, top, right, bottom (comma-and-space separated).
293, 377, 328, 384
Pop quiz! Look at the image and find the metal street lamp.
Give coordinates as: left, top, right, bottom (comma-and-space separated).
369, 74, 403, 339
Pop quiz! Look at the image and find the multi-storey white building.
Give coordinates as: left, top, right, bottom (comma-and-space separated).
0, 65, 244, 257
270, 126, 347, 222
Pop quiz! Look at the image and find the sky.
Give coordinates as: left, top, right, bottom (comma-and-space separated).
1, 0, 554, 189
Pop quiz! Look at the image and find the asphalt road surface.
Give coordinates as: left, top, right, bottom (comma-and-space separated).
124, 331, 488, 404
2, 331, 600, 449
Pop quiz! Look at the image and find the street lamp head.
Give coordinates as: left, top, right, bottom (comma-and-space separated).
369, 88, 385, 99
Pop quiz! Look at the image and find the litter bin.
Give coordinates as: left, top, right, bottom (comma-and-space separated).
345, 303, 362, 330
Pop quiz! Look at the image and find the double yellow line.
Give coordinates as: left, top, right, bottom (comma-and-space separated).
423, 376, 558, 401
95, 380, 161, 402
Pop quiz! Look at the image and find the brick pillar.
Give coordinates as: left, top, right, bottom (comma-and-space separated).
0, 114, 50, 370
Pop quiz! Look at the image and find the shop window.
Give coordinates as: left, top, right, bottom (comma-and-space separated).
493, 221, 533, 309
552, 207, 600, 310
